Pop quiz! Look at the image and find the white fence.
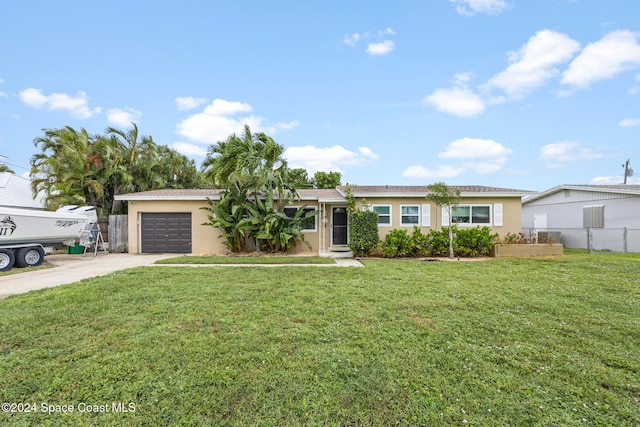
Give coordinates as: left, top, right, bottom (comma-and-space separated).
521, 228, 640, 253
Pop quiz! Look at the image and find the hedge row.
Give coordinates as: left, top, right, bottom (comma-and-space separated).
380, 226, 498, 258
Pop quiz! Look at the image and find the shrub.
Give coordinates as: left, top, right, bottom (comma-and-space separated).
501, 232, 527, 244
453, 226, 498, 257
378, 225, 499, 258
426, 227, 452, 257
381, 229, 413, 258
411, 226, 430, 257
349, 209, 380, 257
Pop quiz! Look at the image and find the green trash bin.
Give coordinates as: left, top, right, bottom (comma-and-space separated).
68, 243, 84, 254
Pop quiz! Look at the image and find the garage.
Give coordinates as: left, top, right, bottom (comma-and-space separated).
141, 213, 192, 253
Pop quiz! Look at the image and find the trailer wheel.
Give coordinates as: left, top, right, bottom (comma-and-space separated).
0, 249, 16, 272
16, 246, 45, 268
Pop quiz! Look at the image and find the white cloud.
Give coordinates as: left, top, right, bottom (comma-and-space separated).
0, 92, 7, 98
19, 88, 101, 119
562, 30, 640, 88
589, 175, 640, 185
172, 141, 208, 157
344, 28, 396, 55
619, 118, 640, 127
343, 33, 361, 47
439, 137, 513, 159
366, 40, 395, 56
284, 145, 379, 173
357, 146, 380, 160
450, 0, 508, 16
463, 157, 508, 174
204, 98, 253, 116
106, 107, 141, 127
402, 165, 464, 179
403, 138, 511, 179
540, 141, 604, 167
176, 99, 298, 145
175, 96, 207, 111
484, 30, 580, 99
270, 120, 300, 131
423, 87, 485, 117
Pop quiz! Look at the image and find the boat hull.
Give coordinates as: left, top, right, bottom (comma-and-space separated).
0, 208, 89, 246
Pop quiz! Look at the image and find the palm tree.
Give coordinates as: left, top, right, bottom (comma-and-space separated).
108, 123, 170, 193
31, 127, 108, 214
0, 164, 15, 173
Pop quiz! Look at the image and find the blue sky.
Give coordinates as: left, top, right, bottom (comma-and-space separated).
1, 0, 639, 192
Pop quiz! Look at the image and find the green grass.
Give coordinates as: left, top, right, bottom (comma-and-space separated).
155, 255, 336, 264
0, 254, 638, 425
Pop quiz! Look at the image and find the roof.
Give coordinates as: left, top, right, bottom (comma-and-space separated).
114, 189, 223, 201
0, 172, 46, 209
115, 185, 533, 202
523, 184, 640, 205
337, 185, 533, 198
115, 188, 345, 202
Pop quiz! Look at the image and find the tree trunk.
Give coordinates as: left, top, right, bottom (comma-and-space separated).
448, 221, 454, 259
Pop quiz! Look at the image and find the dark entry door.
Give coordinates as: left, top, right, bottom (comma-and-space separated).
332, 207, 348, 246
141, 213, 192, 253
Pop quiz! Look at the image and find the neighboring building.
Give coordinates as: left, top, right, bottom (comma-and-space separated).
115, 185, 532, 255
0, 172, 46, 210
522, 184, 640, 252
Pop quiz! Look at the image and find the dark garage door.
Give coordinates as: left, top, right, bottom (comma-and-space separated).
141, 213, 192, 253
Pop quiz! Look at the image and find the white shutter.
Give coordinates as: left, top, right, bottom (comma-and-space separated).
493, 203, 503, 226
441, 206, 450, 227
421, 204, 430, 227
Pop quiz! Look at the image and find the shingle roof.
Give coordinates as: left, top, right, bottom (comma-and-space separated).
115, 185, 533, 201
115, 189, 223, 200
338, 185, 533, 197
115, 188, 345, 201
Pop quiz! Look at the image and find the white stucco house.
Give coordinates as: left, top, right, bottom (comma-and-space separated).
522, 184, 640, 252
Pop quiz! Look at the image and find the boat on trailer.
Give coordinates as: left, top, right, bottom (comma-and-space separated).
0, 205, 97, 271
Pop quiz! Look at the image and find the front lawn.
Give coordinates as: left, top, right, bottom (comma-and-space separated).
155, 255, 336, 265
0, 254, 638, 425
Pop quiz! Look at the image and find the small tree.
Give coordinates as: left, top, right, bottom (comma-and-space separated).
426, 182, 460, 259
313, 171, 341, 189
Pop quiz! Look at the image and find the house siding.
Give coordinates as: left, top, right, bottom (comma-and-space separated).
120, 187, 528, 255
356, 196, 522, 242
126, 200, 225, 255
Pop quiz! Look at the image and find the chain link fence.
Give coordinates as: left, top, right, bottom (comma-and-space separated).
521, 228, 640, 253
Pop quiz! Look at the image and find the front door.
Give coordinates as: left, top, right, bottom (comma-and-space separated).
332, 207, 348, 246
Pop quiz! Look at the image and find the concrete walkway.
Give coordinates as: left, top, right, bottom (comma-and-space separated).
1, 253, 363, 299
0, 253, 175, 299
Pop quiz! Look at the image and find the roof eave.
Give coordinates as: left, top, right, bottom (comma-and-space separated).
114, 195, 221, 201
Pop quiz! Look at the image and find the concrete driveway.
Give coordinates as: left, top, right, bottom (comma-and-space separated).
0, 253, 176, 299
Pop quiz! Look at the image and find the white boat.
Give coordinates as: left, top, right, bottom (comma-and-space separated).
0, 206, 99, 272
0, 206, 95, 246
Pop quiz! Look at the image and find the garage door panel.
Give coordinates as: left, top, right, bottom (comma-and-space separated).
141, 213, 192, 253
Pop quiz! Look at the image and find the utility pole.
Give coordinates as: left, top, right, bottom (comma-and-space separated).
622, 159, 633, 184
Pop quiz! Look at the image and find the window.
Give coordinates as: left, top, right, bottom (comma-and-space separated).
371, 205, 391, 226
284, 206, 317, 231
451, 205, 491, 225
400, 205, 420, 225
